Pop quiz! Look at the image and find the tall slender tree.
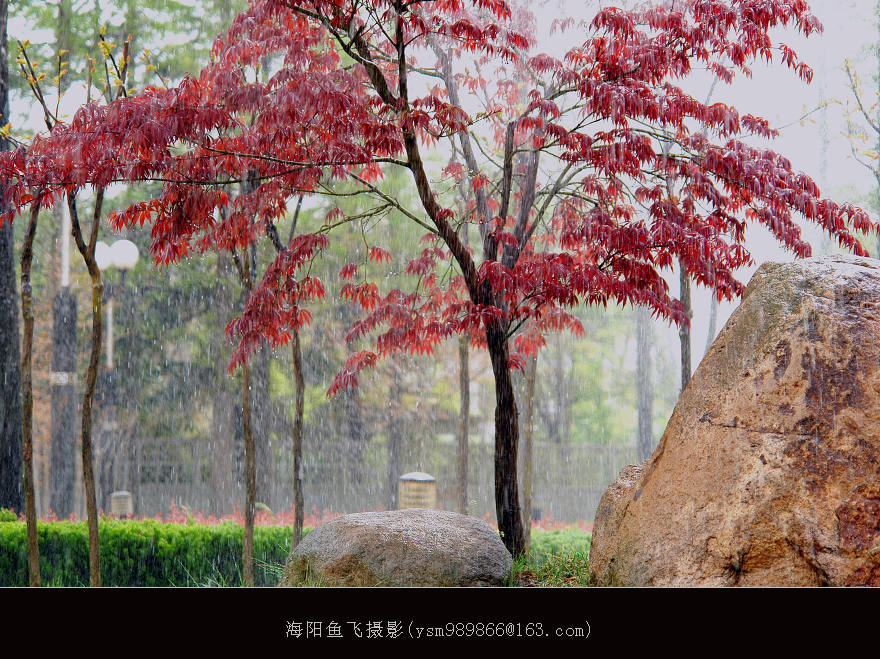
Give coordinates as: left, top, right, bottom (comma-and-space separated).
456, 335, 470, 515
635, 306, 654, 462
0, 0, 23, 514
520, 353, 537, 551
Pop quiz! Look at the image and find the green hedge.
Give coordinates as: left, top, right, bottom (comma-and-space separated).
0, 519, 295, 587
0, 518, 590, 587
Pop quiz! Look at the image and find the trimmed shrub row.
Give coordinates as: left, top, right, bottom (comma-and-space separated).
0, 519, 295, 587
0, 517, 590, 587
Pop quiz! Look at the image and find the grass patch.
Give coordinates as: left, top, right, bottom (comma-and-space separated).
510, 528, 592, 587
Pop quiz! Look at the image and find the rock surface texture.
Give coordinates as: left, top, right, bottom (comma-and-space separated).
280, 508, 512, 586
591, 255, 880, 586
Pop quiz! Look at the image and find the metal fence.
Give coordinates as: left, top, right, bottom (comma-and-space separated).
132, 429, 638, 523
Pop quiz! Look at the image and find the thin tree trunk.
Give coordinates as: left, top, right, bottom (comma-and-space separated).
704, 293, 718, 357
386, 363, 402, 510
343, 370, 365, 485
20, 199, 41, 586
679, 261, 692, 393
211, 253, 235, 515
0, 0, 23, 514
521, 353, 537, 552
635, 306, 654, 462
241, 360, 255, 587
252, 347, 271, 506
81, 228, 103, 588
486, 321, 525, 557
50, 286, 77, 518
457, 336, 469, 515
291, 329, 304, 547
69, 191, 104, 587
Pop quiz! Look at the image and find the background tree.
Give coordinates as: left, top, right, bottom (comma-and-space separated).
0, 0, 23, 514
635, 305, 654, 462
843, 0, 880, 256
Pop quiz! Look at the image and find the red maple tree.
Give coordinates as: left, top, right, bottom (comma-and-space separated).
2, 0, 874, 557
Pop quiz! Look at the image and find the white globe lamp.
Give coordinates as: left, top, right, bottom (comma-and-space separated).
110, 239, 139, 271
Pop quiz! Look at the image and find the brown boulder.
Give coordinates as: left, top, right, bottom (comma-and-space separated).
280, 508, 512, 586
590, 255, 880, 586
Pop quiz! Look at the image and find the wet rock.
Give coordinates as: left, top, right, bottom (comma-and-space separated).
280, 508, 512, 586
590, 255, 880, 586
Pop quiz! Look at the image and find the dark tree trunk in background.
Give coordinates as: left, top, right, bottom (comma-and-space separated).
521, 354, 537, 552
385, 364, 402, 510
0, 0, 23, 514
241, 360, 255, 587
456, 336, 469, 515
635, 306, 654, 462
50, 290, 77, 517
291, 329, 304, 547
704, 293, 718, 357
252, 346, 272, 506
486, 321, 525, 557
123, 0, 137, 90
343, 352, 366, 486
679, 261, 692, 393
211, 253, 236, 515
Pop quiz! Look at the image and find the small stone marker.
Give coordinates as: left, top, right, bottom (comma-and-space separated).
398, 471, 436, 509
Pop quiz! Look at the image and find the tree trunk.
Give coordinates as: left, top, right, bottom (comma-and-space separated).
521, 353, 537, 553
704, 293, 718, 357
678, 261, 692, 393
50, 288, 77, 517
211, 253, 235, 515
0, 0, 23, 514
241, 361, 255, 587
291, 329, 304, 547
82, 263, 103, 587
635, 306, 654, 462
69, 192, 104, 587
236, 242, 256, 587
20, 200, 41, 586
456, 336, 469, 515
343, 371, 366, 488
386, 363, 402, 511
486, 321, 525, 557
252, 346, 271, 506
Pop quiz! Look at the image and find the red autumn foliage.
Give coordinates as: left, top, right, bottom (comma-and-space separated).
1, 0, 874, 555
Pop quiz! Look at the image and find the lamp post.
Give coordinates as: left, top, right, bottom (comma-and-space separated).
95, 239, 139, 514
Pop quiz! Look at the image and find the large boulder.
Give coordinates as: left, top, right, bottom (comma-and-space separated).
280, 509, 512, 586
591, 255, 880, 586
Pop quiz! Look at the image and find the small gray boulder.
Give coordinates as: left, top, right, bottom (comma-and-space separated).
280, 509, 512, 586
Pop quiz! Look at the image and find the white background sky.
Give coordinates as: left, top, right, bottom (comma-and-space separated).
661, 0, 880, 364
